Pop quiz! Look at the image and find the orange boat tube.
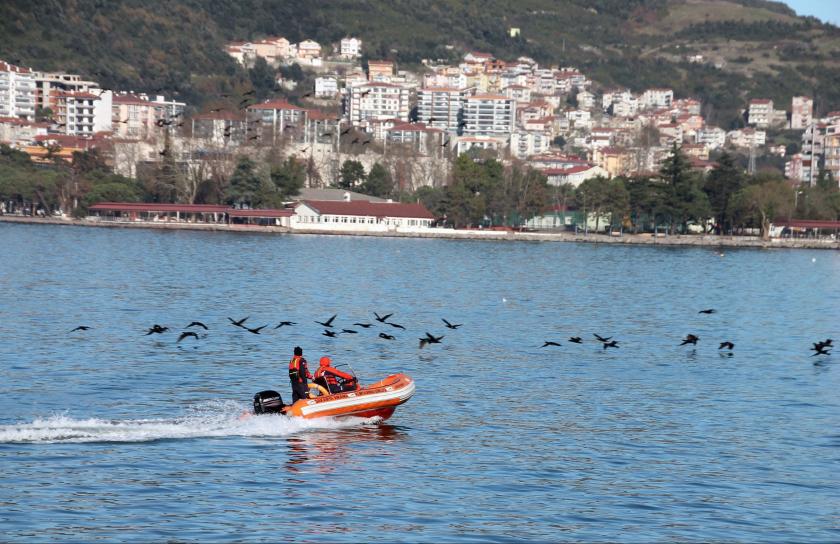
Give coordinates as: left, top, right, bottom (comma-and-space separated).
285, 373, 415, 421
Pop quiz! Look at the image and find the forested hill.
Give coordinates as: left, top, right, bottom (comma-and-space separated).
1, 0, 839, 127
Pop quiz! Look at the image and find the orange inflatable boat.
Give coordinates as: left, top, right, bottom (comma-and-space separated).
252, 373, 415, 421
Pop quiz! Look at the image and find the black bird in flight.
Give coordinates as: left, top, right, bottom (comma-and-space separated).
353, 323, 373, 328
680, 334, 699, 346
340, 127, 352, 135
388, 322, 406, 330
568, 337, 583, 344
442, 319, 462, 329
541, 341, 562, 348
374, 312, 393, 323
242, 90, 256, 96
245, 325, 267, 335
811, 339, 833, 352
249, 135, 260, 140
378, 333, 396, 340
316, 314, 337, 328
70, 326, 91, 332
323, 329, 339, 338
177, 331, 199, 343
441, 139, 450, 148
811, 345, 832, 356
274, 321, 297, 328
186, 321, 208, 330
593, 333, 612, 343
145, 324, 169, 335
361, 90, 371, 97
228, 316, 249, 328
698, 309, 717, 314
419, 332, 444, 348
342, 329, 358, 334
603, 340, 620, 349
158, 149, 168, 156
719, 341, 735, 350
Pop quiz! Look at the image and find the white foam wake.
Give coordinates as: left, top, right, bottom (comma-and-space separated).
0, 400, 369, 443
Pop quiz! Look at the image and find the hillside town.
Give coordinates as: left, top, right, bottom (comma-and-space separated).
1, 34, 839, 235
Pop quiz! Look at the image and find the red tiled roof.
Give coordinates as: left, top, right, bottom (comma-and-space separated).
89, 202, 231, 213
0, 60, 32, 73
750, 99, 772, 104
543, 165, 597, 175
248, 99, 306, 111
299, 200, 434, 219
228, 208, 293, 218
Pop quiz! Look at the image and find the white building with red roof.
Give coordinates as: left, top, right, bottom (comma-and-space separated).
292, 199, 435, 232
0, 116, 48, 147
542, 164, 607, 187
462, 94, 515, 136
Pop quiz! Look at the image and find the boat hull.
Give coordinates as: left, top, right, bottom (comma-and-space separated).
286, 373, 415, 420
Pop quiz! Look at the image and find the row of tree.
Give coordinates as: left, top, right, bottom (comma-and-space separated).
2, 143, 839, 239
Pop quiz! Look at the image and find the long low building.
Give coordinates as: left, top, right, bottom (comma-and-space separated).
292, 200, 435, 232
87, 202, 293, 227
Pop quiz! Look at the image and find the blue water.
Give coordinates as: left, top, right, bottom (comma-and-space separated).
0, 223, 838, 542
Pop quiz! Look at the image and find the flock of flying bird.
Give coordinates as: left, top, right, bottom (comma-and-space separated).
539, 308, 833, 358
68, 307, 832, 360
69, 312, 462, 349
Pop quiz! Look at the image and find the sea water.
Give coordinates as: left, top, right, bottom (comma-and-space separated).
0, 223, 838, 542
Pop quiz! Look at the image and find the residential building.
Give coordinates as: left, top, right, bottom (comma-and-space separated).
0, 60, 36, 120
417, 86, 469, 131
696, 126, 726, 149
510, 131, 550, 159
296, 40, 322, 60
824, 124, 840, 184
640, 88, 674, 109
52, 91, 109, 135
190, 111, 247, 145
454, 136, 505, 155
315, 77, 339, 98
340, 37, 363, 59
576, 90, 595, 110
0, 116, 48, 146
292, 199, 435, 232
225, 42, 257, 65
791, 96, 813, 130
542, 164, 607, 187
727, 127, 766, 148
503, 84, 531, 104
32, 71, 99, 113
784, 153, 813, 183
112, 93, 166, 139
387, 122, 445, 155
367, 60, 395, 82
246, 99, 309, 143
748, 99, 773, 128
347, 82, 411, 125
461, 94, 515, 136
249, 37, 291, 64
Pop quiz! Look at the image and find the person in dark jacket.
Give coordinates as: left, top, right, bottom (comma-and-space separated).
288, 346, 312, 403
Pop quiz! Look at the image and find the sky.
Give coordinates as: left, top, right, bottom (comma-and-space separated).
782, 0, 839, 25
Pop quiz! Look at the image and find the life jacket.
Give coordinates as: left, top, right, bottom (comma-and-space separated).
315, 366, 339, 386
289, 355, 308, 383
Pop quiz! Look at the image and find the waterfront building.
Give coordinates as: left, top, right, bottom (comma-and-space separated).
292, 199, 435, 231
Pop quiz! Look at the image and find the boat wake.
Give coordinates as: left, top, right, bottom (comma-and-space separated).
0, 400, 370, 444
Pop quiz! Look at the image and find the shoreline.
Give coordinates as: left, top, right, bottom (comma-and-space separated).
2, 215, 838, 250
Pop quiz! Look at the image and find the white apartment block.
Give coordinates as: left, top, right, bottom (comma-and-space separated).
576, 90, 595, 110
315, 77, 339, 97
696, 126, 726, 149
347, 82, 411, 125
510, 131, 550, 159
823, 124, 840, 185
602, 89, 633, 112
791, 96, 813, 130
417, 87, 470, 131
612, 96, 639, 117
423, 69, 467, 90
340, 38, 362, 58
0, 61, 36, 120
727, 128, 766, 148
461, 94, 515, 136
747, 99, 773, 128
641, 88, 673, 109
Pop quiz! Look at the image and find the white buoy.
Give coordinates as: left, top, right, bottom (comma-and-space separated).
812, 257, 817, 263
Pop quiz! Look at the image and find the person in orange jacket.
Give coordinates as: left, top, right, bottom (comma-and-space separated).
314, 356, 357, 394
288, 346, 312, 403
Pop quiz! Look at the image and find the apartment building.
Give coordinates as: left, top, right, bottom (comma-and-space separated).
791, 96, 813, 130
347, 82, 410, 125
417, 86, 470, 131
367, 60, 395, 82
510, 131, 550, 159
640, 88, 674, 109
747, 99, 773, 128
461, 94, 515, 136
112, 93, 165, 139
339, 38, 362, 59
33, 71, 99, 112
315, 77, 339, 98
0, 60, 36, 120
296, 40, 322, 60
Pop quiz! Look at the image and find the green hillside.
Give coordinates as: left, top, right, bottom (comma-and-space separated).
1, 0, 839, 126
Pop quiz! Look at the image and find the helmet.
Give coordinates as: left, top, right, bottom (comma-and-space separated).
319, 356, 331, 366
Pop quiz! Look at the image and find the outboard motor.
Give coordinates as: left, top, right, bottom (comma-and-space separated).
253, 390, 285, 415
